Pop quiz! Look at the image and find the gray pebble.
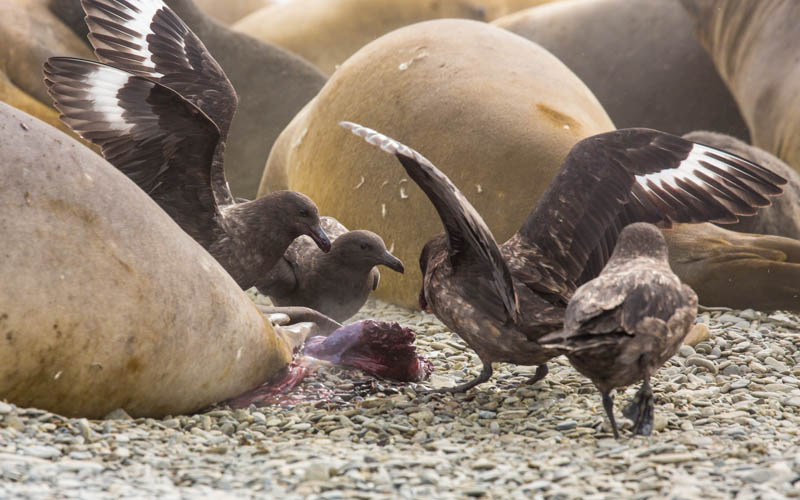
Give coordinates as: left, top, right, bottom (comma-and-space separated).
103, 408, 132, 420
556, 420, 577, 431
686, 356, 718, 374
783, 397, 800, 408
765, 357, 789, 374
21, 445, 62, 459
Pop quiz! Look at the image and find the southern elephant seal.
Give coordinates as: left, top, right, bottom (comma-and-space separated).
664, 223, 800, 312
233, 0, 560, 75
680, 0, 800, 174
0, 0, 94, 142
493, 0, 749, 139
193, 0, 273, 25
0, 102, 299, 418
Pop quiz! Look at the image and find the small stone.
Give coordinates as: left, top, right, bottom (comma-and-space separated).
765, 357, 789, 374
162, 418, 180, 429
731, 378, 751, 390
722, 364, 742, 377
76, 418, 95, 442
524, 480, 552, 491
4, 415, 25, 431
113, 447, 130, 460
463, 487, 488, 497
716, 313, 741, 324
555, 420, 577, 431
477, 411, 496, 420
649, 453, 696, 464
683, 324, 710, 347
742, 468, 772, 484
0, 402, 12, 414
739, 309, 758, 321
686, 356, 718, 374
220, 423, 236, 436
21, 445, 62, 459
103, 408, 132, 420
410, 410, 435, 424
265, 418, 283, 427
783, 397, 800, 408
303, 461, 332, 481
329, 428, 351, 439
472, 459, 495, 471
653, 414, 668, 432
679, 345, 696, 358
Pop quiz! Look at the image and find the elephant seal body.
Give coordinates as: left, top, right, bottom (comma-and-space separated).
493, 0, 749, 139
664, 223, 800, 312
0, 103, 292, 418
234, 0, 559, 75
259, 19, 615, 308
0, 0, 94, 141
680, 0, 800, 173
193, 0, 273, 25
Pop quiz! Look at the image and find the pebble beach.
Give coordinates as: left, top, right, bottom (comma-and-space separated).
2, 299, 799, 499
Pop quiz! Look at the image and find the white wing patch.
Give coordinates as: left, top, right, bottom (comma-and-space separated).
633, 142, 778, 216
83, 0, 171, 78
50, 64, 136, 135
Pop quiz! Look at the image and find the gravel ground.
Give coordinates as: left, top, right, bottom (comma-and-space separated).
2, 298, 799, 499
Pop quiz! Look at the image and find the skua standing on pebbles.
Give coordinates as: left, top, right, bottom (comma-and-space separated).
43, 0, 331, 291
539, 223, 698, 438
342, 121, 786, 393
258, 216, 405, 322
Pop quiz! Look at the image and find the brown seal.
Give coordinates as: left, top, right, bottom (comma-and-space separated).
664, 223, 800, 312
493, 0, 749, 139
0, 102, 302, 418
680, 0, 800, 174
0, 0, 94, 142
233, 0, 560, 75
193, 0, 273, 25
